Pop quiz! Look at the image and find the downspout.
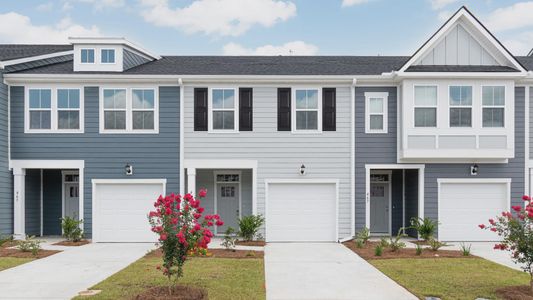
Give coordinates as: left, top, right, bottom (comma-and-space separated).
178, 78, 184, 195
350, 78, 357, 240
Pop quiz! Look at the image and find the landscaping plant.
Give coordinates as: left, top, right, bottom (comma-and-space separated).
375, 244, 383, 256
222, 227, 237, 251
0, 234, 12, 247
60, 216, 84, 242
460, 243, 471, 256
410, 217, 438, 241
388, 228, 407, 252
355, 239, 365, 249
379, 237, 390, 248
415, 244, 423, 256
479, 195, 533, 292
238, 214, 264, 242
17, 236, 41, 256
428, 238, 446, 251
356, 227, 370, 244
148, 189, 223, 295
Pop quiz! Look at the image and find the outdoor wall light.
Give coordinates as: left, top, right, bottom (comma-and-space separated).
470, 164, 479, 176
125, 163, 133, 176
299, 164, 306, 176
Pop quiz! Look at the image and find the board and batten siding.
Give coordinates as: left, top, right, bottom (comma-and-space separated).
10, 86, 180, 237
183, 86, 352, 239
0, 71, 12, 236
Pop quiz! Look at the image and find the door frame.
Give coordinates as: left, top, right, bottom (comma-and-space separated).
369, 170, 392, 236
61, 170, 80, 220
213, 170, 242, 235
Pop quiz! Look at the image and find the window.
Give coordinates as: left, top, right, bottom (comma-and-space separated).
28, 89, 51, 130
57, 89, 80, 130
103, 89, 126, 130
482, 86, 505, 128
81, 49, 94, 63
414, 86, 437, 127
210, 88, 237, 131
294, 89, 320, 131
132, 89, 155, 130
101, 49, 115, 64
449, 86, 472, 127
365, 92, 388, 133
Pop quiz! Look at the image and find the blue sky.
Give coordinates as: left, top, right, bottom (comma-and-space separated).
0, 0, 532, 56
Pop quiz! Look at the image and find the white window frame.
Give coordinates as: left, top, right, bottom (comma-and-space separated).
99, 87, 159, 134
448, 85, 473, 128
100, 48, 116, 64
365, 92, 388, 134
291, 87, 322, 134
57, 88, 82, 131
80, 48, 95, 64
413, 85, 438, 128
25, 86, 84, 134
482, 85, 506, 128
208, 87, 239, 133
131, 88, 157, 131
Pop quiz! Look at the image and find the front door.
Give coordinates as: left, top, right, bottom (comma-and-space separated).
64, 183, 80, 220
216, 183, 239, 234
370, 181, 390, 234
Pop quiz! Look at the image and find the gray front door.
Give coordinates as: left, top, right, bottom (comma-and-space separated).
65, 183, 80, 220
217, 183, 239, 233
370, 182, 389, 234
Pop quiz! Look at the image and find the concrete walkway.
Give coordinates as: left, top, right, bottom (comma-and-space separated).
265, 243, 417, 300
0, 242, 154, 299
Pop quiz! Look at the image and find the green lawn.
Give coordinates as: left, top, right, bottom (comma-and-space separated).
0, 257, 33, 271
371, 258, 530, 300
74, 255, 265, 300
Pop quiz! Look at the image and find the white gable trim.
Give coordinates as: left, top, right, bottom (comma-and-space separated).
0, 50, 73, 69
398, 7, 526, 74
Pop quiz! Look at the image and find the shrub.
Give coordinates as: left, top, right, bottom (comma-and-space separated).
479, 195, 533, 292
17, 236, 41, 256
374, 244, 383, 256
460, 243, 471, 256
415, 244, 423, 255
356, 227, 370, 244
61, 217, 84, 242
148, 189, 222, 294
410, 217, 438, 241
222, 227, 237, 251
388, 228, 407, 252
428, 238, 446, 251
355, 239, 365, 249
0, 235, 12, 247
379, 237, 389, 248
238, 215, 264, 242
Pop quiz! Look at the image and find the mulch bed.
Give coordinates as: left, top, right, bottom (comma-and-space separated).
496, 286, 533, 300
235, 240, 266, 247
343, 241, 475, 260
0, 248, 60, 259
0, 241, 19, 249
134, 285, 207, 300
53, 240, 91, 246
147, 248, 263, 259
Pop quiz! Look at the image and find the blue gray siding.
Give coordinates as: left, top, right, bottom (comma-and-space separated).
43, 170, 62, 235
0, 70, 12, 236
10, 86, 181, 237
354, 86, 398, 232
5, 55, 73, 73
123, 50, 151, 71
24, 169, 40, 236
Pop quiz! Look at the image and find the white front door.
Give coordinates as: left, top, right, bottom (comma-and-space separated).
64, 183, 80, 220
216, 183, 239, 233
370, 181, 390, 234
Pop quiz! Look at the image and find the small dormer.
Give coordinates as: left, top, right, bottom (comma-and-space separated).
70, 37, 160, 72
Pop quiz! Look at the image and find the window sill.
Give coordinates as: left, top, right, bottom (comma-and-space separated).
25, 129, 84, 134
99, 130, 159, 134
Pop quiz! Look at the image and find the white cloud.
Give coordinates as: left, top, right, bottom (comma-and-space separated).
140, 0, 296, 36
485, 2, 533, 32
62, 0, 125, 10
429, 0, 459, 10
0, 12, 101, 44
341, 0, 370, 7
36, 2, 54, 12
223, 41, 318, 56
502, 31, 533, 56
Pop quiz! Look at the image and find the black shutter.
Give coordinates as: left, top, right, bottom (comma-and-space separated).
194, 88, 208, 131
239, 88, 253, 131
322, 88, 336, 131
277, 88, 291, 131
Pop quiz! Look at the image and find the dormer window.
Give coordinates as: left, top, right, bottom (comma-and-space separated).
101, 49, 115, 64
80, 49, 95, 64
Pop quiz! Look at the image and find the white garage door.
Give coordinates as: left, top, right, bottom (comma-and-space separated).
266, 182, 337, 242
93, 180, 166, 242
439, 180, 510, 241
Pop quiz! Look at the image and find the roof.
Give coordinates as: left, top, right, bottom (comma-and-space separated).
405, 65, 520, 72
0, 44, 72, 61
10, 56, 410, 76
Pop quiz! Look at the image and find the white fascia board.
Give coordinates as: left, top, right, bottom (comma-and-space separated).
0, 50, 73, 68
395, 72, 527, 79
68, 37, 161, 60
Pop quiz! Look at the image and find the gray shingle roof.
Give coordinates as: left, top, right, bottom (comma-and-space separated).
0, 44, 73, 61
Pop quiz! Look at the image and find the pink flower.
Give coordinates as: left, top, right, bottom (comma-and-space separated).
478, 224, 486, 229
193, 213, 202, 219
193, 223, 201, 232
207, 221, 214, 227
216, 220, 224, 226
198, 189, 207, 198
488, 219, 495, 225
159, 233, 168, 241
523, 195, 531, 201
171, 218, 178, 225
490, 228, 497, 232
197, 207, 205, 214
165, 208, 172, 215
512, 205, 522, 212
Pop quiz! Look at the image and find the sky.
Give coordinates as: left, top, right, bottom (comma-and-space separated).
0, 0, 532, 56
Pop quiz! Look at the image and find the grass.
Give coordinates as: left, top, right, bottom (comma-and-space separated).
73, 254, 265, 300
370, 257, 530, 300
0, 257, 34, 271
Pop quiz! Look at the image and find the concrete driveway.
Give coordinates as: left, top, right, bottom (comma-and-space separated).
265, 243, 416, 300
0, 242, 154, 299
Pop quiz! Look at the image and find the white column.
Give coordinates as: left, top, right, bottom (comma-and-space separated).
187, 168, 196, 195
13, 168, 26, 240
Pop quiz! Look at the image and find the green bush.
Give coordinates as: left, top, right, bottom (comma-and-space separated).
61, 217, 84, 242
410, 217, 438, 241
356, 227, 370, 244
17, 236, 41, 256
388, 228, 407, 252
355, 239, 365, 248
222, 227, 237, 251
460, 243, 471, 256
379, 237, 390, 248
0, 234, 12, 247
374, 244, 383, 256
415, 244, 423, 255
428, 238, 447, 251
238, 215, 264, 242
